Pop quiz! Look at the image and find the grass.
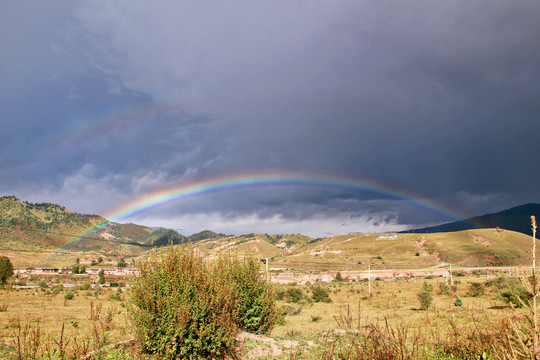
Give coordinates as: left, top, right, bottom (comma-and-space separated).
0, 224, 537, 358
0, 272, 526, 359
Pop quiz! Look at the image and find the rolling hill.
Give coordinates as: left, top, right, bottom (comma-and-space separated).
0, 196, 537, 270
0, 196, 177, 265
187, 229, 534, 271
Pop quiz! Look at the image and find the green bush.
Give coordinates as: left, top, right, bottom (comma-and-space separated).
417, 281, 433, 310
454, 296, 463, 307
0, 256, 14, 285
129, 247, 277, 359
64, 289, 74, 300
276, 286, 306, 303
468, 282, 485, 297
216, 255, 278, 334
98, 269, 105, 285
310, 285, 332, 303
500, 283, 531, 308
439, 282, 451, 295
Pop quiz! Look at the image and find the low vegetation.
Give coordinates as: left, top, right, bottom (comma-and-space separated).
0, 210, 538, 359
129, 246, 277, 359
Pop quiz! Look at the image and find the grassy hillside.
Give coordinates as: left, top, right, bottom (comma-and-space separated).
0, 196, 153, 265
162, 228, 533, 272
0, 196, 105, 250
1, 196, 536, 270
267, 229, 532, 271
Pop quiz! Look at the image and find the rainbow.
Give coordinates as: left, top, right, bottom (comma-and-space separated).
105, 172, 463, 221
66, 171, 466, 249
54, 101, 174, 148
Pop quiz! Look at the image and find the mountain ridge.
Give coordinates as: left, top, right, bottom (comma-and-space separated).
403, 203, 539, 236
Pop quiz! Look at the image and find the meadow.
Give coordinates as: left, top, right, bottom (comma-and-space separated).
0, 269, 532, 359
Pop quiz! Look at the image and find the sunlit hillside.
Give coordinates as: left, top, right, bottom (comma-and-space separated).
0, 196, 535, 270
186, 229, 533, 271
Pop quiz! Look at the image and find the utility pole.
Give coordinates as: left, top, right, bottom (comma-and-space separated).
368, 264, 371, 296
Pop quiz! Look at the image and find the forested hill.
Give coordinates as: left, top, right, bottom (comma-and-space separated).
0, 196, 173, 254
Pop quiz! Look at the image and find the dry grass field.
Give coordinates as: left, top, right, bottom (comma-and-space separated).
0, 269, 531, 359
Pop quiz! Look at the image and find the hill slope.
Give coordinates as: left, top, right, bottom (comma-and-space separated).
173, 229, 534, 270
404, 203, 539, 236
0, 196, 155, 258
1, 196, 537, 270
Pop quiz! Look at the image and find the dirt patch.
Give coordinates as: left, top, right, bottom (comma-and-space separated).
416, 236, 427, 248
473, 236, 493, 247
236, 331, 311, 359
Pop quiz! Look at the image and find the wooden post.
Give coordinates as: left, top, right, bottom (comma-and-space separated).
368, 264, 371, 296
531, 216, 538, 354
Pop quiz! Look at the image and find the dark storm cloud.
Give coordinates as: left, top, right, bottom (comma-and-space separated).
1, 1, 539, 235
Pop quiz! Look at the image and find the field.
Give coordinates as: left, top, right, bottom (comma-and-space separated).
0, 269, 532, 359
0, 205, 537, 359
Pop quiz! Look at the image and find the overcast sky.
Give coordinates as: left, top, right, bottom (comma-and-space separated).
1, 1, 539, 237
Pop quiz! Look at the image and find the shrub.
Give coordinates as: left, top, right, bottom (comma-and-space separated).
216, 255, 278, 334
280, 304, 303, 316
501, 285, 530, 308
311, 285, 332, 303
51, 286, 62, 295
98, 269, 105, 285
417, 281, 433, 310
129, 248, 236, 359
129, 247, 277, 359
278, 286, 306, 303
117, 258, 127, 268
335, 271, 344, 282
0, 256, 14, 284
64, 290, 74, 300
454, 296, 463, 307
110, 288, 122, 301
439, 282, 451, 295
485, 276, 531, 308
468, 282, 485, 297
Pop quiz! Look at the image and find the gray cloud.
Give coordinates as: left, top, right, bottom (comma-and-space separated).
1, 1, 539, 236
